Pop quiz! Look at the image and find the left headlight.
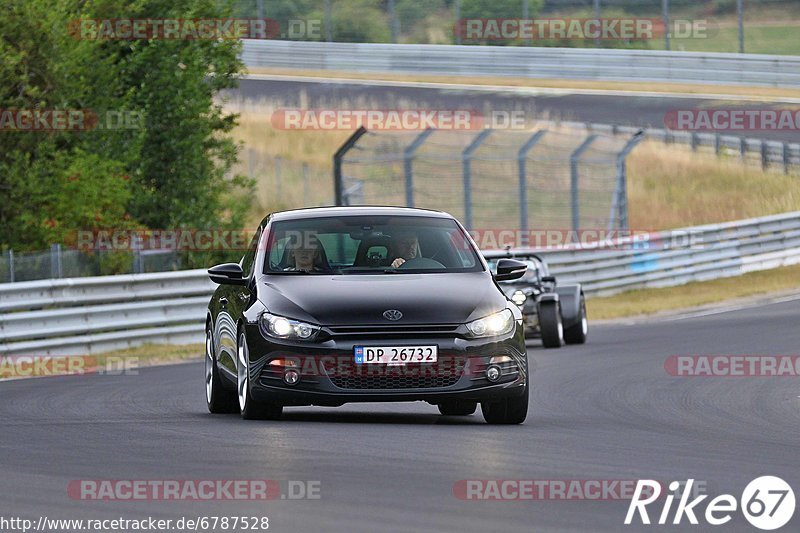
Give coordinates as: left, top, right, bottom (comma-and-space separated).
259, 312, 320, 341
465, 308, 515, 338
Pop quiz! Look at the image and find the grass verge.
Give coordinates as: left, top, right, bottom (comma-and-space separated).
587, 263, 800, 320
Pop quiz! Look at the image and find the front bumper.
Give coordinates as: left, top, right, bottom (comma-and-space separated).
243, 321, 528, 406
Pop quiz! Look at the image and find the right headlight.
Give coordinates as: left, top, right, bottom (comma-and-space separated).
259, 312, 320, 341
465, 308, 515, 338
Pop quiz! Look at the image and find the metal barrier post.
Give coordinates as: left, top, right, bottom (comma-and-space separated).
570, 135, 598, 231
761, 141, 768, 170
517, 130, 547, 243
462, 130, 492, 230
333, 126, 367, 206
7, 249, 14, 283
404, 129, 434, 207
50, 244, 62, 279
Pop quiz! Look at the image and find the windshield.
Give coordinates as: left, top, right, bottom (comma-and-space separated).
263, 215, 484, 275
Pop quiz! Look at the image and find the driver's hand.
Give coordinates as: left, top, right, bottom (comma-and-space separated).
391, 258, 405, 268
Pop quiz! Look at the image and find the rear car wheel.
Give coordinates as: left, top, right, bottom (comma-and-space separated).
539, 302, 564, 348
437, 400, 477, 416
205, 327, 238, 414
481, 382, 529, 424
237, 331, 283, 420
564, 295, 588, 345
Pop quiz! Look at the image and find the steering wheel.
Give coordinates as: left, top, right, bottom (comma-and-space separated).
397, 257, 446, 269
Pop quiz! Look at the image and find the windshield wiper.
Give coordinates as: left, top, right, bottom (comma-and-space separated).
341, 268, 402, 274
267, 270, 339, 275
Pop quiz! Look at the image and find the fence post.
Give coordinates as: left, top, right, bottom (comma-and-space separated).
50, 243, 62, 279
275, 156, 282, 201
517, 130, 548, 244
784, 143, 790, 175
303, 163, 310, 205
462, 130, 492, 230
690, 132, 698, 152
333, 126, 367, 206
7, 249, 14, 283
714, 133, 721, 156
404, 129, 434, 207
761, 141, 768, 171
740, 137, 747, 160
570, 135, 598, 231
611, 131, 645, 231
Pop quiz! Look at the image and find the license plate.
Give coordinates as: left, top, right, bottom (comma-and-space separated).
354, 345, 438, 365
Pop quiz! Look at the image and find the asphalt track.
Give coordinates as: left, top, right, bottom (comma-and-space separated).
2, 298, 798, 532
230, 76, 800, 144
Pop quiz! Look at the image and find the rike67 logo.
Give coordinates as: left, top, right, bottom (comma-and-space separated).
625, 477, 795, 530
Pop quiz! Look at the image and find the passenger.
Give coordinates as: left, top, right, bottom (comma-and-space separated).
285, 238, 326, 272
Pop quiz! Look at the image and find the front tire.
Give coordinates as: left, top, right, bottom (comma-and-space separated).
237, 331, 283, 420
481, 382, 529, 424
205, 326, 237, 414
539, 302, 564, 348
438, 400, 477, 416
564, 295, 588, 345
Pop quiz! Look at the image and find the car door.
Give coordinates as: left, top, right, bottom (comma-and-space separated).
215, 226, 262, 375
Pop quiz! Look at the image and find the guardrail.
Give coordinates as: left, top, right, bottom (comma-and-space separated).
241, 40, 800, 88
0, 270, 214, 356
543, 211, 800, 293
2, 211, 800, 356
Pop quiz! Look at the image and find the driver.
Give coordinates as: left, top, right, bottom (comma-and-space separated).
388, 230, 419, 268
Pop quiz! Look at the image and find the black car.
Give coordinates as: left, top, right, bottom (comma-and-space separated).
483, 249, 588, 348
205, 207, 530, 424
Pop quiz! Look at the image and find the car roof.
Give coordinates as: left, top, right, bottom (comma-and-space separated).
266, 206, 454, 223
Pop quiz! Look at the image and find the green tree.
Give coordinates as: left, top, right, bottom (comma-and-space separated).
0, 0, 252, 256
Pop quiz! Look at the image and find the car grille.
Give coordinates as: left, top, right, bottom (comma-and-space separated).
326, 324, 460, 339
324, 356, 465, 390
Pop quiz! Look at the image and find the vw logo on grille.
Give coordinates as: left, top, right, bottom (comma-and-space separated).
383, 309, 403, 321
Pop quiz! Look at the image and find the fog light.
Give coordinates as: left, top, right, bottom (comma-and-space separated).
486, 365, 501, 382
283, 369, 300, 385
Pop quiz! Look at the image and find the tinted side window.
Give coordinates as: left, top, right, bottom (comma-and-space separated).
241, 227, 262, 277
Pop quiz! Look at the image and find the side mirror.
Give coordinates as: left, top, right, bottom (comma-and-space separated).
494, 258, 527, 282
208, 263, 246, 285
541, 275, 556, 284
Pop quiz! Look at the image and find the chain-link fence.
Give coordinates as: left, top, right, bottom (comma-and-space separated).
334, 126, 642, 232
0, 246, 180, 284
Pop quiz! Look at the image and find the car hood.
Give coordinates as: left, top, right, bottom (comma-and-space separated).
258, 272, 506, 326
